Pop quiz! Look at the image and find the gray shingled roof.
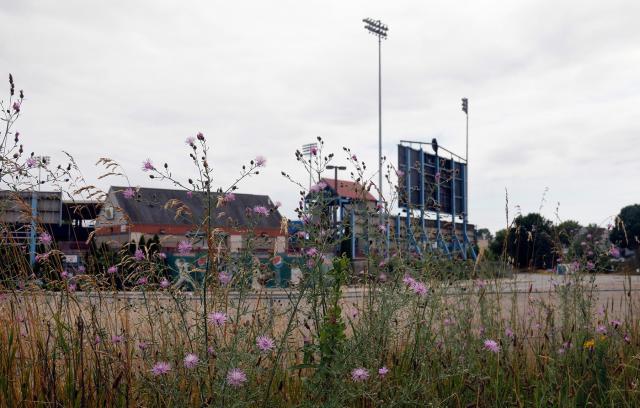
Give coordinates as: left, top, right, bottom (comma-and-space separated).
110, 186, 282, 230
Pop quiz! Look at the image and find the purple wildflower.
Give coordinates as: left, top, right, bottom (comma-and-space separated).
177, 240, 192, 255
207, 346, 215, 355
274, 201, 282, 208
157, 252, 167, 259
123, 187, 135, 199
137, 276, 148, 286
151, 361, 171, 376
134, 249, 145, 261
218, 272, 232, 286
396, 169, 404, 177
196, 132, 205, 141
111, 335, 124, 344
311, 146, 318, 156
107, 266, 117, 274
596, 325, 607, 335
484, 339, 500, 353
183, 353, 199, 369
185, 136, 195, 145
12, 101, 21, 112
226, 368, 247, 387
309, 181, 327, 193
26, 157, 37, 168
208, 311, 227, 327
160, 278, 170, 289
505, 328, 515, 339
611, 319, 622, 329
68, 283, 77, 292
142, 159, 154, 172
378, 224, 386, 233
351, 367, 369, 382
410, 281, 428, 297
402, 275, 416, 286
254, 156, 266, 167
186, 191, 193, 198
256, 335, 276, 353
306, 247, 319, 257
378, 366, 389, 377
610, 247, 621, 258
253, 205, 269, 216
137, 341, 148, 351
61, 270, 70, 279
39, 231, 52, 245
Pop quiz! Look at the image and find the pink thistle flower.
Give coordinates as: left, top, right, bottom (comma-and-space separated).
378, 366, 389, 377
218, 272, 232, 286
253, 205, 269, 216
410, 281, 428, 297
254, 156, 266, 167
610, 247, 621, 258
351, 154, 357, 161
310, 146, 318, 156
207, 346, 215, 355
160, 278, 170, 289
107, 266, 117, 274
134, 249, 145, 261
137, 341, 148, 351
305, 247, 319, 257
625, 333, 631, 343
177, 240, 193, 255
208, 311, 227, 327
611, 319, 622, 329
226, 368, 247, 387
39, 231, 52, 245
185, 136, 195, 145
26, 157, 37, 168
596, 325, 607, 335
378, 224, 386, 233
61, 270, 70, 279
256, 335, 276, 353
483, 339, 500, 353
137, 277, 148, 285
402, 275, 415, 286
186, 191, 193, 198
123, 187, 135, 199
196, 132, 205, 141
444, 318, 454, 326
274, 201, 282, 208
151, 361, 171, 376
141, 159, 154, 172
183, 353, 199, 369
12, 101, 21, 112
224, 192, 236, 202
157, 252, 167, 259
586, 261, 595, 270
94, 335, 101, 345
505, 328, 515, 339
111, 335, 124, 344
68, 283, 77, 292
396, 169, 404, 177
351, 367, 369, 382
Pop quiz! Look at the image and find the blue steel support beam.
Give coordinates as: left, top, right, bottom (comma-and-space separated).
29, 192, 37, 268
450, 158, 464, 258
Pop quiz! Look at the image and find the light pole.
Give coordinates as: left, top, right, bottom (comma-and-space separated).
362, 18, 388, 209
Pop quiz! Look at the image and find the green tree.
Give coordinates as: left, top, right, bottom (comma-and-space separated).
497, 213, 557, 269
555, 220, 582, 247
610, 204, 640, 250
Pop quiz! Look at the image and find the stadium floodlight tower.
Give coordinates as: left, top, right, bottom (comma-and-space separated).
362, 18, 388, 213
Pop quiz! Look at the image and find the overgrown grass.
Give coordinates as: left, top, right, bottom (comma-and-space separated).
1, 75, 640, 407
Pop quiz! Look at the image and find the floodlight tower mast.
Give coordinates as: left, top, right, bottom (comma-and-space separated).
362, 18, 388, 213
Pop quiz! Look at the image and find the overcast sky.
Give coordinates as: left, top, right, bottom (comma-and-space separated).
2, 0, 639, 233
